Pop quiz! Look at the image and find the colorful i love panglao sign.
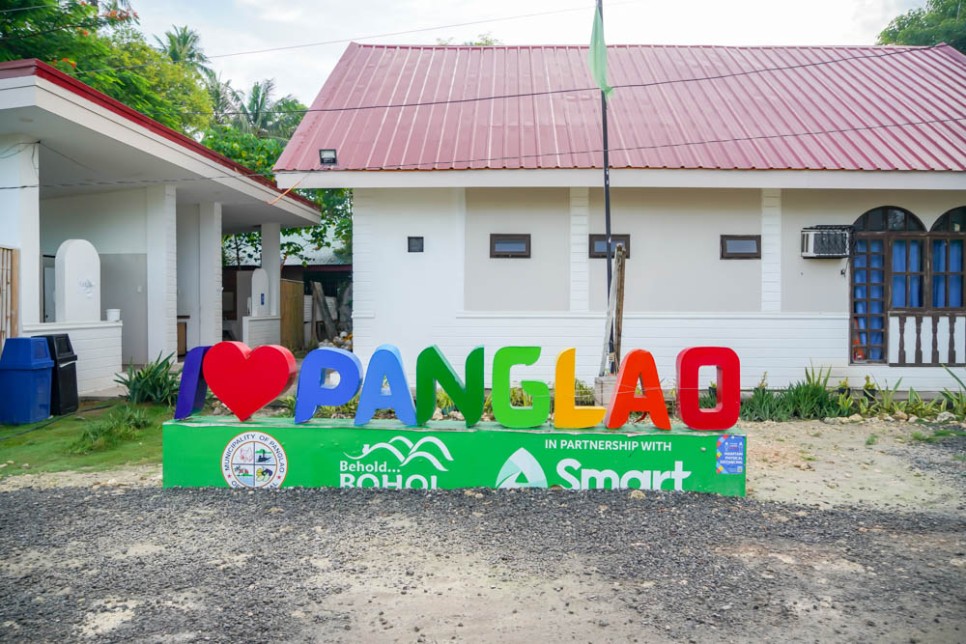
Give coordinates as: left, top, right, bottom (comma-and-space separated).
164, 342, 747, 496
175, 342, 741, 431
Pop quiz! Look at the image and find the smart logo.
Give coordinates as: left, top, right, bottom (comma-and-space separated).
496, 448, 549, 488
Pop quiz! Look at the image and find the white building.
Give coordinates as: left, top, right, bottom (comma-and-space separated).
276, 43, 966, 390
0, 59, 318, 393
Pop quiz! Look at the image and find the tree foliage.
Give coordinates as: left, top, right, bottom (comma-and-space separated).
878, 0, 966, 52
436, 32, 503, 46
0, 0, 133, 68
202, 125, 351, 267
102, 27, 211, 132
154, 24, 211, 75
1, 1, 211, 133
2, 2, 349, 265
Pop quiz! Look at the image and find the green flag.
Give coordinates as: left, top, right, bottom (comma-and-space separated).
588, 3, 613, 98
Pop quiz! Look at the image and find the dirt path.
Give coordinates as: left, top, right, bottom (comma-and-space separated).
1, 419, 963, 643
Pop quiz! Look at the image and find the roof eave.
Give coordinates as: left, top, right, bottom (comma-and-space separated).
276, 168, 966, 191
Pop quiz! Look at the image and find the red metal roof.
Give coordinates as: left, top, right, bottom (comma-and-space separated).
277, 43, 966, 173
0, 58, 317, 208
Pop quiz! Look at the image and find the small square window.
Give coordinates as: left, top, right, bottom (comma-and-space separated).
720, 235, 761, 259
490, 234, 531, 258
408, 236, 424, 253
589, 234, 630, 258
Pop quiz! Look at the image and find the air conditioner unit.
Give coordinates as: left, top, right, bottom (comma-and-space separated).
801, 226, 851, 258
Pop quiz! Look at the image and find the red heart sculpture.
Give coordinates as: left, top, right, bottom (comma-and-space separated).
202, 342, 297, 421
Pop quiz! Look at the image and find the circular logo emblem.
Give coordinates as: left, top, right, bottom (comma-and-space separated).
222, 432, 287, 489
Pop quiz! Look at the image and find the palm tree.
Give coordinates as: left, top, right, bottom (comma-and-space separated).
155, 25, 210, 76
234, 80, 306, 139
236, 78, 276, 137
203, 69, 240, 126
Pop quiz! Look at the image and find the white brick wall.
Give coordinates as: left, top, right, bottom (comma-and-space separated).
24, 321, 122, 393
761, 188, 782, 312
570, 187, 590, 312
146, 184, 177, 359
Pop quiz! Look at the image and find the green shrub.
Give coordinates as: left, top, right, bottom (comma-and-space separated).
276, 396, 296, 417
115, 353, 180, 405
71, 405, 149, 453
941, 366, 966, 419
315, 395, 359, 419
740, 387, 792, 422
574, 379, 596, 406
782, 379, 838, 419
436, 389, 455, 413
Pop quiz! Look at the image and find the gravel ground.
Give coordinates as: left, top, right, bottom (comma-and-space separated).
1, 420, 964, 643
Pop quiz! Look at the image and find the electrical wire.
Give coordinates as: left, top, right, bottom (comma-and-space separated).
0, 114, 962, 190
53, 0, 645, 77
190, 45, 947, 118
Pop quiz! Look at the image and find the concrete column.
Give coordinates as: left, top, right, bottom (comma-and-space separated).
569, 187, 590, 312
198, 202, 222, 346
0, 136, 40, 326
146, 184, 177, 360
761, 188, 782, 312
261, 222, 281, 316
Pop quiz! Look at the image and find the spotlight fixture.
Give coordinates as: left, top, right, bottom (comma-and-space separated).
319, 149, 337, 165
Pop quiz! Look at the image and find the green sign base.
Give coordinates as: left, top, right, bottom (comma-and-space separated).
163, 417, 746, 496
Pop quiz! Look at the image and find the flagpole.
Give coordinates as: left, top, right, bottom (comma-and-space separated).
598, 0, 615, 372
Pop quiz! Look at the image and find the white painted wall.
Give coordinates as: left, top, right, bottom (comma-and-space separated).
261, 222, 281, 316
353, 186, 966, 392
464, 188, 570, 311
23, 321, 122, 394
198, 202, 222, 346
569, 187, 591, 312
781, 189, 966, 313
0, 136, 40, 327
176, 204, 201, 349
42, 188, 150, 363
42, 188, 149, 254
146, 184, 177, 361
588, 188, 762, 312
353, 187, 467, 367
54, 239, 100, 322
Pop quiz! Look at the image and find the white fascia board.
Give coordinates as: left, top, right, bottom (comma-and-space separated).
32, 77, 318, 224
0, 76, 39, 110
277, 167, 965, 191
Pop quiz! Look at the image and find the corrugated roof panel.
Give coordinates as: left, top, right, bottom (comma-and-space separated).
275, 43, 966, 173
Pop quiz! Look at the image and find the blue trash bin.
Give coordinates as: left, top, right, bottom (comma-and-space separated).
0, 338, 55, 425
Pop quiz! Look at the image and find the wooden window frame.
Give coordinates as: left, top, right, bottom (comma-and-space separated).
720, 235, 761, 259
850, 232, 889, 364
407, 236, 424, 253
490, 234, 531, 258
588, 234, 630, 258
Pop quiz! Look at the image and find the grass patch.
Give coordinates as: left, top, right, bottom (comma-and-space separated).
865, 433, 878, 446
0, 400, 169, 478
910, 428, 966, 444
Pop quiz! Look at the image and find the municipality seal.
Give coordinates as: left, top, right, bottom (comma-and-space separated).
222, 432, 288, 489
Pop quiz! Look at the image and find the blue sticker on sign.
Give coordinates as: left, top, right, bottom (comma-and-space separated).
716, 435, 745, 475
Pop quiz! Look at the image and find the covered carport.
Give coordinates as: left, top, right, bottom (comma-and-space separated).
0, 59, 318, 392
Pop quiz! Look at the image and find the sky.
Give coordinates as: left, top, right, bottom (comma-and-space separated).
135, 0, 923, 106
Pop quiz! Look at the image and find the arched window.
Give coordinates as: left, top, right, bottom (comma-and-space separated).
851, 207, 924, 363
851, 206, 966, 365
929, 207, 965, 309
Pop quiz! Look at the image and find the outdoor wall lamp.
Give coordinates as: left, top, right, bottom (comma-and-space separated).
319, 149, 337, 165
